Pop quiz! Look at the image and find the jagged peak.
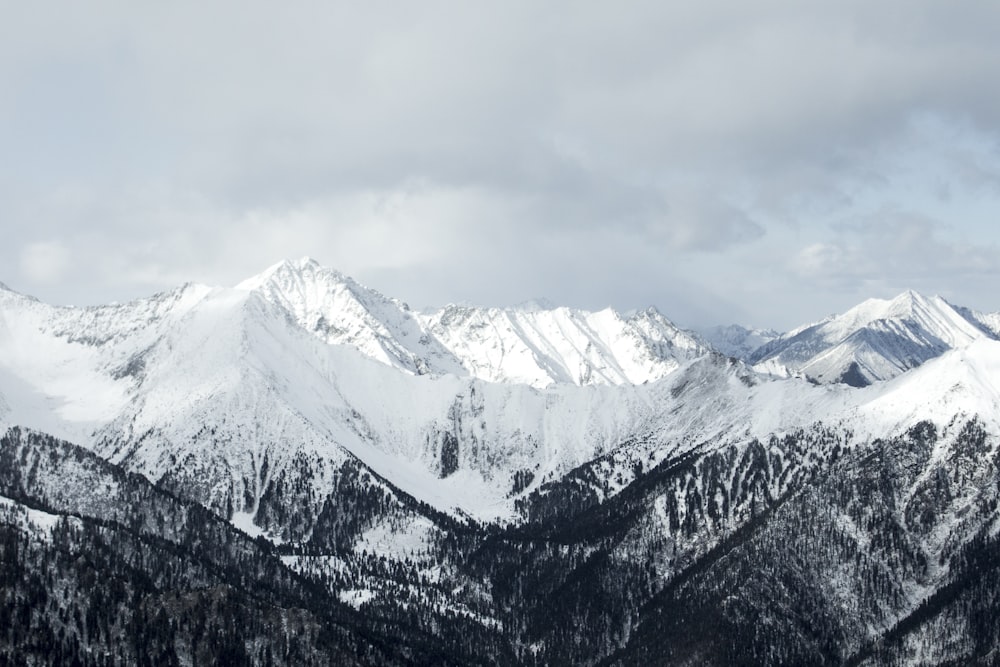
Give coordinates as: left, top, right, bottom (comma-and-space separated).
237, 257, 341, 288
513, 297, 557, 312
633, 305, 667, 319
290, 255, 321, 269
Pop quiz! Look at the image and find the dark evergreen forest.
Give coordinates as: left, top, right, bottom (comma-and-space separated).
3, 422, 999, 666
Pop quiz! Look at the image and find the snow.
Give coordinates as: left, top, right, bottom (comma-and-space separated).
419, 304, 706, 387
751, 289, 996, 385
855, 337, 1000, 436
0, 494, 71, 541
355, 515, 439, 561
2, 260, 1000, 528
237, 258, 706, 388
338, 589, 376, 609
231, 510, 285, 543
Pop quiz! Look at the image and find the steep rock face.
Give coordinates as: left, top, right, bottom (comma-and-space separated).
749, 290, 993, 385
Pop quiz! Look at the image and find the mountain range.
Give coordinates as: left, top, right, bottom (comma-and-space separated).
2, 257, 1000, 665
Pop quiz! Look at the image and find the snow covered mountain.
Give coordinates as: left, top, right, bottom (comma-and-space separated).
419, 302, 708, 386
0, 265, 714, 526
238, 258, 709, 388
5, 260, 1000, 664
0, 270, 822, 525
236, 258, 467, 377
747, 290, 995, 386
2, 262, 997, 525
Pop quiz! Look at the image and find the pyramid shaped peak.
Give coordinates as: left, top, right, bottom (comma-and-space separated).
271, 256, 333, 275
236, 258, 349, 291
286, 256, 324, 271
891, 288, 933, 306
836, 289, 936, 328
883, 289, 950, 318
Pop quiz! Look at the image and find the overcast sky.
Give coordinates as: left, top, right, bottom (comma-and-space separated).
3, 1, 1000, 329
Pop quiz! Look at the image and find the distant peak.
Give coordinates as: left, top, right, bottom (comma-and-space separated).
270, 256, 327, 275
236, 258, 346, 291
626, 305, 669, 322
891, 288, 929, 305
885, 289, 940, 316
515, 297, 556, 312
290, 256, 321, 269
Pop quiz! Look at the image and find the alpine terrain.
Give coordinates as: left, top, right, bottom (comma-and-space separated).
3, 257, 1000, 665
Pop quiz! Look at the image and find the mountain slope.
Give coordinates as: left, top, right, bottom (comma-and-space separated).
0, 281, 209, 442
0, 427, 496, 666
606, 417, 1000, 666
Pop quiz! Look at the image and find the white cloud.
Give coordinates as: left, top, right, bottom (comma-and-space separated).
2, 2, 1000, 325
20, 242, 71, 284
789, 212, 1000, 293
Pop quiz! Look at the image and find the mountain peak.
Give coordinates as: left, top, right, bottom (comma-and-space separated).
291, 256, 321, 269
751, 288, 989, 385
834, 289, 936, 333
886, 288, 934, 314
236, 257, 347, 292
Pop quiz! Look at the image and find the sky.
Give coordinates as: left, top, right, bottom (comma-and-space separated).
3, 1, 1000, 330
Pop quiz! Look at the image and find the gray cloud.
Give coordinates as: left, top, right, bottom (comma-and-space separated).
3, 1, 1000, 328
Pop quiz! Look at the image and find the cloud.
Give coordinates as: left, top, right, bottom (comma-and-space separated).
20, 242, 71, 284
789, 212, 1000, 291
2, 2, 1000, 325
